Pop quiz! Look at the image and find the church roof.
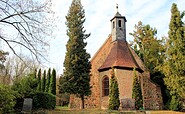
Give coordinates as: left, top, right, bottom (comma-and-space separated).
98, 40, 142, 72
110, 12, 126, 22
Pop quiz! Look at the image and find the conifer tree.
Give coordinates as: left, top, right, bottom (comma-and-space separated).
132, 68, 143, 110
162, 3, 185, 110
49, 68, 56, 95
109, 68, 120, 110
37, 68, 42, 91
41, 70, 46, 92
45, 68, 51, 92
130, 21, 169, 106
59, 0, 91, 109
33, 69, 37, 78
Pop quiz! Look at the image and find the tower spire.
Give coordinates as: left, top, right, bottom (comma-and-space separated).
116, 4, 118, 12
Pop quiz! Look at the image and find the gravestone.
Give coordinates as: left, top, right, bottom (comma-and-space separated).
121, 98, 135, 110
22, 98, 33, 113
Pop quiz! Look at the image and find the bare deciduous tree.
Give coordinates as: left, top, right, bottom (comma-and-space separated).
0, 0, 55, 62
4, 55, 40, 79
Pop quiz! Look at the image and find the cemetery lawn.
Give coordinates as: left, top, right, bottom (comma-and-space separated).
41, 106, 185, 114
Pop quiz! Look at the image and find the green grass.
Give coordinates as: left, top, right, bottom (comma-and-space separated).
49, 110, 135, 114
48, 106, 136, 114
33, 106, 185, 114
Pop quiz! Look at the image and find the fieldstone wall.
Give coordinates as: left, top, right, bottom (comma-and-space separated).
141, 72, 163, 110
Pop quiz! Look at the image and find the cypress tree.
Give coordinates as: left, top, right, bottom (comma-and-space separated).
45, 68, 51, 92
109, 68, 120, 110
59, 0, 91, 109
33, 69, 37, 78
132, 68, 143, 110
41, 70, 46, 92
37, 68, 42, 91
162, 3, 185, 110
49, 68, 56, 95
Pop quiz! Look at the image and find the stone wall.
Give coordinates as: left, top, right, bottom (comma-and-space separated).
141, 72, 163, 110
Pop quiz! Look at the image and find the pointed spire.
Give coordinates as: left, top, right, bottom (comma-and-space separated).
115, 4, 121, 16
116, 4, 118, 13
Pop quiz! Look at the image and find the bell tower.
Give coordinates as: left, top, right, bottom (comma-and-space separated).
110, 5, 127, 42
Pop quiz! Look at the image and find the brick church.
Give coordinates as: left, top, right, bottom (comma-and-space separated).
70, 7, 163, 110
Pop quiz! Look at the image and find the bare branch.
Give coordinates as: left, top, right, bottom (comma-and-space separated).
0, 0, 55, 63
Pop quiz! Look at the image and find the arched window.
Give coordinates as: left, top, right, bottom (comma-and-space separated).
102, 76, 109, 96
118, 20, 121, 27
113, 21, 115, 28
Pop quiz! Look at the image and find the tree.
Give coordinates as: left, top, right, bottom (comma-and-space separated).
0, 51, 10, 84
0, 84, 17, 113
59, 0, 91, 109
162, 3, 185, 110
41, 70, 46, 92
132, 68, 143, 110
109, 68, 120, 110
130, 21, 164, 73
4, 55, 40, 78
0, 0, 54, 62
0, 50, 9, 70
45, 68, 51, 92
12, 73, 38, 98
37, 68, 42, 91
49, 68, 56, 95
130, 21, 169, 106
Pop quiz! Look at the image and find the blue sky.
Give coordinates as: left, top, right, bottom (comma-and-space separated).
48, 0, 185, 75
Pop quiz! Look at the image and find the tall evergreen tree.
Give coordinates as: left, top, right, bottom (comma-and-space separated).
109, 68, 120, 110
45, 68, 51, 92
130, 21, 163, 73
132, 68, 143, 110
37, 68, 42, 91
130, 21, 169, 106
33, 69, 37, 78
162, 3, 185, 110
41, 70, 46, 92
59, 0, 91, 109
49, 68, 56, 95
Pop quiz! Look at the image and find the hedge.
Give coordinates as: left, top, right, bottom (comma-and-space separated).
31, 92, 56, 110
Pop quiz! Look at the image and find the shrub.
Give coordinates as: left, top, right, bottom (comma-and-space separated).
168, 95, 181, 111
132, 68, 143, 109
12, 74, 38, 112
12, 74, 38, 98
31, 92, 56, 110
109, 68, 120, 110
0, 84, 17, 113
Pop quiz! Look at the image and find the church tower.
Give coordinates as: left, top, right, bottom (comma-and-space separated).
111, 5, 127, 42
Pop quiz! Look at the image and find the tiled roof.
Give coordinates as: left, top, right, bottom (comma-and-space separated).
98, 40, 141, 71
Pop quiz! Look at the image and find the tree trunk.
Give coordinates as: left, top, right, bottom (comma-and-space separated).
80, 95, 84, 109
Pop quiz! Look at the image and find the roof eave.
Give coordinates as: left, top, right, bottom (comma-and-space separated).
98, 66, 143, 73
